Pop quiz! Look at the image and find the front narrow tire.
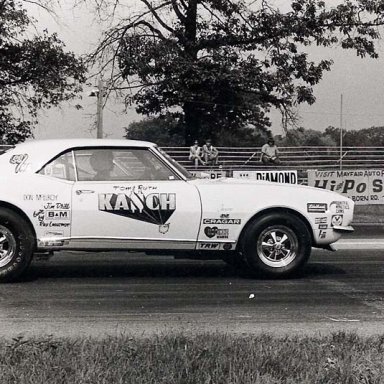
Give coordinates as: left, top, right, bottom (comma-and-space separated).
242, 212, 311, 277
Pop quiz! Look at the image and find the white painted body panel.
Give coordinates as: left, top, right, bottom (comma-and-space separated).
71, 180, 201, 249
191, 178, 353, 247
0, 173, 73, 241
0, 139, 354, 252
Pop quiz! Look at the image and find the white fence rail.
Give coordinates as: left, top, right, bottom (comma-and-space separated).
162, 146, 384, 171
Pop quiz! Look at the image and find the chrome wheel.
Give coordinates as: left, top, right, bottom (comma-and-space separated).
257, 225, 298, 268
0, 225, 17, 268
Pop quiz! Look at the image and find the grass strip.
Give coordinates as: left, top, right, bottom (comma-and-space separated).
1, 331, 384, 383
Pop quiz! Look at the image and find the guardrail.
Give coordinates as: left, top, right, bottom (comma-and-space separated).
162, 146, 384, 171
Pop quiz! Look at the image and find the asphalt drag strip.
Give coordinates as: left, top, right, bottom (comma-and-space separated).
0, 225, 383, 339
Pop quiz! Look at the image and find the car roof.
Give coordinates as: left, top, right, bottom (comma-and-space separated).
20, 138, 156, 151
0, 138, 157, 174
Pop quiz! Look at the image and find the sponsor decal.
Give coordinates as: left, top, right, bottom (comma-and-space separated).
307, 203, 327, 213
40, 240, 65, 247
318, 224, 328, 229
333, 201, 349, 209
159, 224, 170, 234
331, 215, 343, 226
203, 218, 241, 225
113, 185, 158, 192
314, 217, 327, 224
33, 201, 71, 228
37, 220, 69, 228
199, 243, 220, 250
44, 230, 64, 237
204, 227, 229, 239
219, 205, 233, 212
33, 209, 44, 218
10, 153, 29, 173
319, 230, 327, 239
23, 194, 58, 202
44, 210, 71, 221
44, 202, 70, 209
98, 192, 176, 232
330, 201, 349, 213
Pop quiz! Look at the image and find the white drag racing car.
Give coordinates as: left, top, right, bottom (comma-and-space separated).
0, 139, 353, 282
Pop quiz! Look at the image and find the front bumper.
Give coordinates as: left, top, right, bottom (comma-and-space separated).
332, 225, 354, 233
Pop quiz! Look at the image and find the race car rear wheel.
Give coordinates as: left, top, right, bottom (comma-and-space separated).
242, 212, 311, 277
0, 209, 34, 282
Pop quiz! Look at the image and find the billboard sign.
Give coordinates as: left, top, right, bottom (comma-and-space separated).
232, 170, 298, 184
308, 169, 384, 205
190, 170, 227, 179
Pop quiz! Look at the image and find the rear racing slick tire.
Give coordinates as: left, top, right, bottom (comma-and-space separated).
0, 208, 34, 282
242, 212, 311, 278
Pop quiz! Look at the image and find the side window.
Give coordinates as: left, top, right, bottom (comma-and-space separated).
38, 151, 75, 181
75, 149, 114, 181
74, 148, 176, 182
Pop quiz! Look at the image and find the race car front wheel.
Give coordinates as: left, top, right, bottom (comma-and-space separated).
0, 208, 34, 282
242, 212, 311, 277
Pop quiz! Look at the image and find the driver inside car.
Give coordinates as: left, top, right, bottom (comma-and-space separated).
89, 150, 114, 181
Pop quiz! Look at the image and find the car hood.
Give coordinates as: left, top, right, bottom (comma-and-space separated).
191, 176, 317, 190
189, 177, 351, 201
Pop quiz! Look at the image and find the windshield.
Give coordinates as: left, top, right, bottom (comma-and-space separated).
155, 147, 194, 179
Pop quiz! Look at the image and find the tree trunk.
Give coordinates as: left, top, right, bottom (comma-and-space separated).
182, 0, 199, 146
184, 101, 200, 145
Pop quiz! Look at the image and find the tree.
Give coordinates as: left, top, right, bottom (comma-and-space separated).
325, 126, 384, 147
0, 0, 86, 144
125, 115, 184, 146
278, 127, 336, 147
88, 0, 384, 145
126, 116, 271, 146
213, 123, 271, 146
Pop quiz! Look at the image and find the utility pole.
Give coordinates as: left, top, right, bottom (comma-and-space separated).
96, 79, 104, 139
339, 94, 343, 171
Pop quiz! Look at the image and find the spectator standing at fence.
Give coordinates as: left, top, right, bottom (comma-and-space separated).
202, 139, 219, 166
261, 138, 281, 165
189, 140, 205, 167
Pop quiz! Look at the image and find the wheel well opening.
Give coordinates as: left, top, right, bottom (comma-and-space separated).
0, 202, 37, 247
237, 208, 314, 251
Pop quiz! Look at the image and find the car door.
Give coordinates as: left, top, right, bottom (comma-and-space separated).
70, 147, 202, 250
32, 149, 76, 246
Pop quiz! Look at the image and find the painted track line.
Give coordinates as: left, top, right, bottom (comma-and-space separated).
333, 238, 384, 250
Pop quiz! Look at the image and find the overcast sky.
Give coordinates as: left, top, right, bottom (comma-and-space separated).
26, 1, 384, 141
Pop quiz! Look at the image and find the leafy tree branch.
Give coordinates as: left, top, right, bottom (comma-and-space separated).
0, 0, 86, 143
85, 0, 384, 144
